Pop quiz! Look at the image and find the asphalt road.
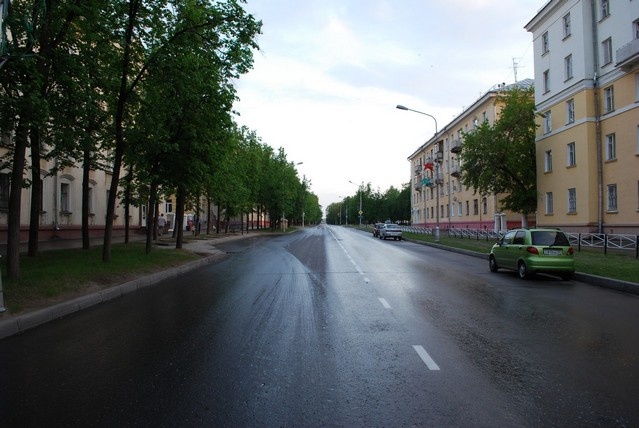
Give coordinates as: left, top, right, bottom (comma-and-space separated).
0, 225, 638, 427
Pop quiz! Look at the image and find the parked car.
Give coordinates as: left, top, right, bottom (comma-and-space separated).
489, 228, 575, 280
379, 223, 402, 241
372, 223, 384, 237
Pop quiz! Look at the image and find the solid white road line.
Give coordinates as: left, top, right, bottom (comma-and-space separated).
412, 345, 441, 371
378, 297, 391, 309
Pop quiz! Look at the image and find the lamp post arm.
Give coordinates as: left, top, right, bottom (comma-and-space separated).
396, 104, 438, 134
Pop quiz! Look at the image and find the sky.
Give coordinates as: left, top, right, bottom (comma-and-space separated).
232, 0, 546, 216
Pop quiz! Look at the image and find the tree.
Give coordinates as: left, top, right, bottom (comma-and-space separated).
460, 86, 537, 217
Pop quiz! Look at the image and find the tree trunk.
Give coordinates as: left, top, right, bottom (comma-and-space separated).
28, 125, 41, 257
145, 181, 158, 254
124, 165, 133, 244
81, 147, 91, 250
175, 186, 186, 249
7, 115, 31, 279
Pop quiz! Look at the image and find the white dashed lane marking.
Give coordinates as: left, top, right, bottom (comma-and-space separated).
413, 345, 441, 371
378, 297, 391, 309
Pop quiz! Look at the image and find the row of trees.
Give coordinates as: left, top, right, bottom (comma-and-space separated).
325, 183, 411, 226
0, 0, 321, 280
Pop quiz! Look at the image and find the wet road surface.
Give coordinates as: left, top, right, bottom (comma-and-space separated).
0, 225, 638, 426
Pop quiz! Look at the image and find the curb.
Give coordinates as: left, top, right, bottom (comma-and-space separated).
0, 252, 226, 340
403, 237, 639, 295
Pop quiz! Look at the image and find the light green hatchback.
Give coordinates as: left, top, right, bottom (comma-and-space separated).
489, 228, 575, 280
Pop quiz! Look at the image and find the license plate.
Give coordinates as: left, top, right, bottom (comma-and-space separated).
543, 249, 562, 255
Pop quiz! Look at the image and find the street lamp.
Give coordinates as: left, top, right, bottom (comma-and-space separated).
349, 180, 363, 227
396, 105, 438, 134
397, 104, 440, 241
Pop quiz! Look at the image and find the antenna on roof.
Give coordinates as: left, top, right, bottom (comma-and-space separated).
511, 58, 524, 83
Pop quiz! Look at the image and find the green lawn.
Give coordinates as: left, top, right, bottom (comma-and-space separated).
403, 232, 639, 283
1, 243, 199, 314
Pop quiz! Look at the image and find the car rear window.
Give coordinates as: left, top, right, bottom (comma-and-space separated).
387, 224, 400, 229
531, 231, 569, 246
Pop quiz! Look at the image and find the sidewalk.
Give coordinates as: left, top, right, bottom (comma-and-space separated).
0, 231, 266, 340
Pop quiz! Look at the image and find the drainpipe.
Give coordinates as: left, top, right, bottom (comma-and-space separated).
591, 0, 604, 233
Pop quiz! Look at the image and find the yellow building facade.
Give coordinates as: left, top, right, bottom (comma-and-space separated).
526, 0, 639, 234
407, 82, 532, 232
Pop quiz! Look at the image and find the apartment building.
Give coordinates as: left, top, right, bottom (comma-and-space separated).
0, 138, 145, 243
526, 0, 639, 234
407, 81, 533, 232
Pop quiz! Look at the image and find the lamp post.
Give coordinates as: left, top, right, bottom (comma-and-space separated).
396, 105, 438, 134
349, 180, 363, 227
397, 104, 440, 241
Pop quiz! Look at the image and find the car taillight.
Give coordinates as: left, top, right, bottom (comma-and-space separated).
526, 246, 539, 255
568, 247, 574, 255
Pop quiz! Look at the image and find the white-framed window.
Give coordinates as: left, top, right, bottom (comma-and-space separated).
544, 110, 552, 134
568, 188, 577, 213
601, 0, 610, 19
542, 31, 549, 54
566, 98, 575, 124
165, 199, 173, 213
567, 142, 576, 167
545, 150, 553, 172
458, 201, 462, 217
607, 184, 618, 211
482, 197, 487, 215
60, 182, 70, 212
543, 69, 550, 93
565, 54, 573, 81
605, 133, 616, 160
602, 38, 613, 65
563, 13, 572, 38
604, 86, 614, 113
545, 192, 554, 215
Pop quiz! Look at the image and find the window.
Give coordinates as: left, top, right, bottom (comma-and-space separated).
564, 55, 573, 81
605, 133, 616, 160
466, 200, 470, 216
482, 197, 487, 215
568, 188, 577, 213
458, 202, 462, 217
602, 38, 613, 65
567, 142, 576, 167
60, 183, 70, 212
542, 31, 549, 54
637, 125, 639, 154
566, 99, 575, 124
604, 86, 614, 113
473, 199, 479, 216
543, 69, 550, 93
165, 199, 173, 213
546, 192, 554, 215
607, 184, 618, 211
634, 19, 639, 40
544, 111, 552, 134
563, 13, 571, 38
545, 150, 553, 172
601, 0, 610, 19
0, 173, 9, 209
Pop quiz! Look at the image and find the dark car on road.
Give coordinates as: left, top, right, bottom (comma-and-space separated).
489, 228, 575, 280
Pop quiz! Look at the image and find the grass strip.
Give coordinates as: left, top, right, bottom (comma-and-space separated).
1, 243, 199, 314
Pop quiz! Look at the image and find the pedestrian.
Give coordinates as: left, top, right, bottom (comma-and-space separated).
157, 213, 166, 237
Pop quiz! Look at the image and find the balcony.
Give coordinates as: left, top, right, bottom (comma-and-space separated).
451, 164, 461, 177
450, 139, 462, 154
414, 178, 422, 190
616, 38, 639, 71
414, 164, 422, 175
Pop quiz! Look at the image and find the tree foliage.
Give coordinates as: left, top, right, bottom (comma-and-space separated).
460, 86, 537, 215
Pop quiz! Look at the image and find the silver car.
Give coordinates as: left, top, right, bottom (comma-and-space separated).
379, 223, 402, 241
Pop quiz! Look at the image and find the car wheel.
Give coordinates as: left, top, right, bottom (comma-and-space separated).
560, 272, 573, 281
517, 261, 529, 280
489, 255, 499, 273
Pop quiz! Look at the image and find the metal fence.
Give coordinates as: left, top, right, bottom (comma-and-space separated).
399, 226, 639, 258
